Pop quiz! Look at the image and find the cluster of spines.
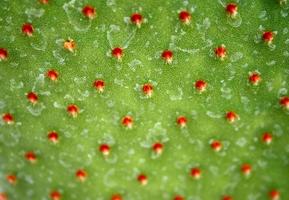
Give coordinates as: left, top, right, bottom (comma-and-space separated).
0, 1, 287, 200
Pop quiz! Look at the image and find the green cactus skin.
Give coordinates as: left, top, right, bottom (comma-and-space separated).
0, 0, 289, 200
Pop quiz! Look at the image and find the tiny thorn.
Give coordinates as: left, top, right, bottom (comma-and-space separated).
225, 111, 239, 123
210, 140, 222, 152
2, 113, 14, 124
152, 142, 163, 155
48, 131, 59, 143
6, 174, 17, 185
50, 190, 61, 200
93, 79, 105, 93
112, 47, 123, 60
179, 10, 191, 24
0, 48, 8, 61
215, 45, 227, 60
262, 132, 273, 144
142, 83, 153, 97
190, 167, 201, 179
226, 3, 238, 18
46, 69, 59, 81
99, 143, 110, 156
111, 194, 122, 200
122, 115, 133, 128
137, 174, 148, 185
177, 116, 187, 128
76, 169, 88, 182
26, 91, 38, 104
64, 39, 76, 52
25, 151, 37, 163
67, 104, 79, 118
22, 23, 34, 37
131, 13, 143, 27
82, 5, 96, 19
161, 50, 173, 64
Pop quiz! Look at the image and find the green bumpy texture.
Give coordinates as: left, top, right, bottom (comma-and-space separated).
0, 0, 289, 199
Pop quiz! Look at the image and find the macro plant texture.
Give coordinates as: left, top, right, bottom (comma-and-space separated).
0, 0, 289, 200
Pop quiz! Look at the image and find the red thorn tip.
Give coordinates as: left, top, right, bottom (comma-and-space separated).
93, 80, 105, 92
191, 167, 201, 179
222, 195, 233, 200
215, 45, 227, 59
6, 174, 17, 184
131, 13, 143, 27
111, 194, 122, 200
263, 31, 274, 44
211, 140, 222, 152
0, 48, 8, 60
279, 96, 289, 109
48, 131, 59, 143
50, 191, 61, 200
40, 0, 49, 4
226, 3, 238, 17
269, 190, 280, 200
226, 111, 238, 123
2, 113, 14, 124
76, 169, 87, 181
47, 69, 59, 81
249, 72, 261, 85
174, 195, 185, 200
25, 151, 37, 163
64, 39, 76, 52
122, 115, 133, 128
112, 47, 123, 60
179, 10, 191, 24
152, 142, 163, 154
161, 50, 173, 64
0, 193, 8, 200
142, 83, 153, 97
262, 132, 273, 144
241, 163, 252, 176
27, 92, 38, 104
22, 23, 34, 36
82, 5, 96, 19
195, 80, 207, 92
67, 104, 79, 117
99, 144, 110, 156
177, 116, 187, 127
137, 174, 148, 185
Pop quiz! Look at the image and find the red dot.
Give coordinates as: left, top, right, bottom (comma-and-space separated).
142, 83, 153, 97
25, 151, 37, 163
6, 174, 17, 185
76, 169, 87, 181
179, 10, 191, 24
249, 72, 261, 85
67, 104, 79, 118
210, 140, 222, 152
0, 193, 8, 200
22, 23, 34, 36
26, 92, 38, 104
2, 113, 14, 124
82, 5, 96, 19
122, 115, 133, 128
0, 48, 8, 60
195, 80, 207, 92
222, 195, 233, 200
46, 69, 59, 81
263, 31, 274, 43
225, 111, 238, 123
161, 50, 173, 64
93, 80, 105, 92
99, 144, 110, 156
50, 190, 61, 200
48, 131, 59, 143
262, 132, 273, 144
190, 167, 201, 179
131, 13, 143, 27
269, 189, 280, 200
279, 96, 289, 109
177, 116, 187, 127
64, 39, 76, 52
111, 194, 122, 200
152, 142, 163, 154
241, 163, 252, 176
226, 3, 238, 17
112, 47, 123, 60
40, 0, 49, 4
137, 174, 148, 185
215, 45, 227, 59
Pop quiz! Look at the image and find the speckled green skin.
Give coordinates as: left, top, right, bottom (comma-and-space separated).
0, 0, 289, 199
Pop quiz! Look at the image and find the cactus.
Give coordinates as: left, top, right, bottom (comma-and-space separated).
0, 0, 289, 200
